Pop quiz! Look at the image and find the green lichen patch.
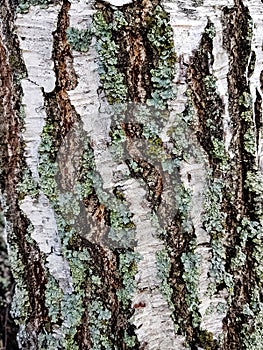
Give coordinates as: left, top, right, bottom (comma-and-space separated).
8, 242, 31, 324
146, 5, 177, 110
92, 10, 128, 104
88, 300, 112, 349
181, 248, 201, 328
91, 2, 176, 108
38, 107, 138, 348
116, 250, 141, 309
17, 0, 58, 14
167, 95, 198, 162
156, 249, 175, 315
66, 27, 92, 53
16, 167, 39, 200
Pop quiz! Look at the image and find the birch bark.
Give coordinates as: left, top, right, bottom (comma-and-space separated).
0, 0, 263, 349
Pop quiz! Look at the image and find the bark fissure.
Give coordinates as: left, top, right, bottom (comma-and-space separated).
221, 2, 263, 348
0, 1, 48, 348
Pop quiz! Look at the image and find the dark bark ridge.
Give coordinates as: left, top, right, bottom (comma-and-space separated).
0, 0, 48, 348
221, 1, 263, 348
188, 0, 263, 348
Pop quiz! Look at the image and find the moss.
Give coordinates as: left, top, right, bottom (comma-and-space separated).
198, 329, 215, 350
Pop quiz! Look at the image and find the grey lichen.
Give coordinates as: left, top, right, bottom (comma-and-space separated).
17, 0, 56, 14
8, 241, 30, 324
88, 300, 112, 350
146, 5, 177, 110
181, 248, 201, 328
16, 168, 39, 200
116, 251, 141, 309
155, 249, 175, 315
92, 10, 128, 105
66, 27, 92, 53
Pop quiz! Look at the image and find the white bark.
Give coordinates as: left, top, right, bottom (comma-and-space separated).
16, 5, 73, 294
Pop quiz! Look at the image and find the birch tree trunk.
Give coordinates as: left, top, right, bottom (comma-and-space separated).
0, 0, 263, 349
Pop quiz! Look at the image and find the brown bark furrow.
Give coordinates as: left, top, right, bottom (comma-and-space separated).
188, 20, 224, 173
221, 1, 261, 348
0, 2, 48, 347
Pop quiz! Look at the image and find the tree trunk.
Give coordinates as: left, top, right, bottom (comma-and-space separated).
0, 0, 263, 349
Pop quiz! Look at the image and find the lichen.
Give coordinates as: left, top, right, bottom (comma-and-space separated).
88, 300, 112, 349
8, 242, 30, 324
116, 251, 141, 309
156, 249, 175, 314
92, 11, 128, 105
16, 167, 39, 200
146, 5, 177, 110
203, 179, 232, 297
181, 248, 201, 328
16, 0, 56, 14
66, 27, 92, 53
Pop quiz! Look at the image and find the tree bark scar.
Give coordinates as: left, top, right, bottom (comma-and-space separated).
47, 0, 77, 137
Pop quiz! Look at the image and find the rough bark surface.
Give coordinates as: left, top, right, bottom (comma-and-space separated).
0, 0, 263, 349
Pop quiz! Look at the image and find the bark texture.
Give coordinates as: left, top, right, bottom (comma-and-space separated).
0, 0, 263, 349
